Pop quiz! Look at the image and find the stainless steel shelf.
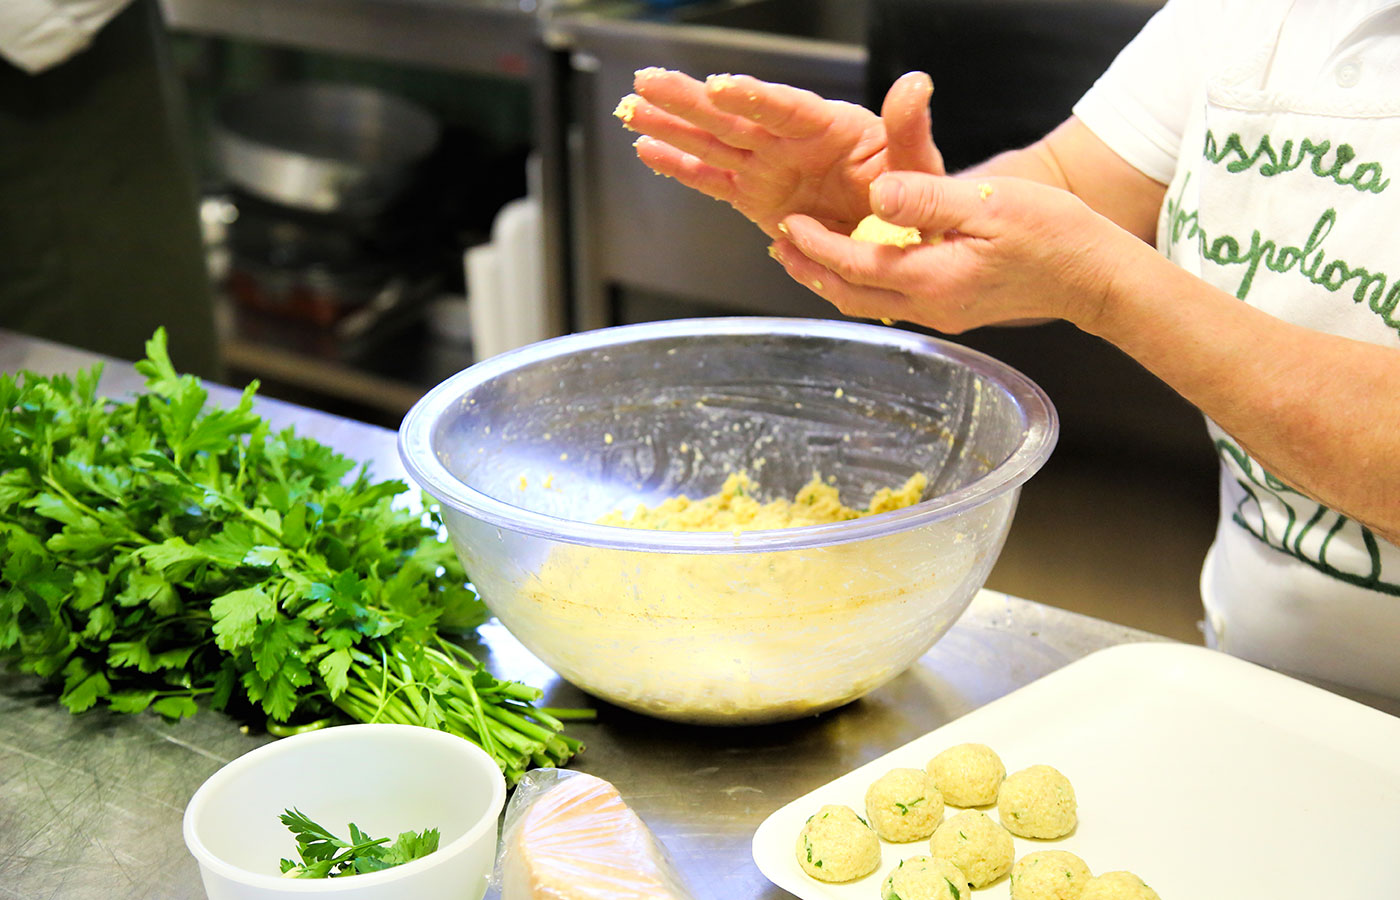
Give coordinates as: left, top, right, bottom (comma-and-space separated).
160, 0, 541, 77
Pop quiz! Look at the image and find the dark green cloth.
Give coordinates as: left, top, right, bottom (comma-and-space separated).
0, 0, 218, 378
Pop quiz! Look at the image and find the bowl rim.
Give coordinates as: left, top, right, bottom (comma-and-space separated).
182, 723, 506, 892
399, 317, 1058, 553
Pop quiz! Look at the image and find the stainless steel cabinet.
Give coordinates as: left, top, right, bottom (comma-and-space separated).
561, 0, 869, 330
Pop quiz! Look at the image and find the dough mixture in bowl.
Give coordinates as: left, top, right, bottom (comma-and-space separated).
600, 471, 927, 531
500, 469, 998, 724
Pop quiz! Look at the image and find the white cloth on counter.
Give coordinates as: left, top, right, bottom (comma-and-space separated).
1075, 0, 1400, 698
0, 0, 135, 73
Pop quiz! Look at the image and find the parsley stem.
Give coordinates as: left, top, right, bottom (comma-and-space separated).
437, 691, 523, 753
461, 679, 503, 762
481, 702, 556, 744
520, 705, 565, 732
535, 706, 598, 723
266, 716, 335, 737
336, 690, 416, 726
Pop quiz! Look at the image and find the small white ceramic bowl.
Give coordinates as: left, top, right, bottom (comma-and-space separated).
183, 724, 506, 900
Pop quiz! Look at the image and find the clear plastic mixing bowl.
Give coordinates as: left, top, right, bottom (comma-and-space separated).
399, 318, 1056, 724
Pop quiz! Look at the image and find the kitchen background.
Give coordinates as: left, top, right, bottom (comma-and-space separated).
160, 0, 1212, 643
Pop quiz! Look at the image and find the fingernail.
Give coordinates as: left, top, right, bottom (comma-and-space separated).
873, 177, 905, 216
899, 70, 933, 97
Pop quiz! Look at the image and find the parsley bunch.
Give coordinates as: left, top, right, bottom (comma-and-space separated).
0, 330, 587, 782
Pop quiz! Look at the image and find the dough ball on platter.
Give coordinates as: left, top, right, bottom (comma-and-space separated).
926, 742, 1005, 807
795, 804, 881, 883
879, 856, 969, 900
1081, 871, 1162, 900
1010, 851, 1093, 900
865, 767, 945, 842
927, 809, 1014, 888
997, 764, 1077, 838
850, 213, 923, 248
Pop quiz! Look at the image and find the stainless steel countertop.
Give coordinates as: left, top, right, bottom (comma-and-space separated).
0, 330, 1165, 900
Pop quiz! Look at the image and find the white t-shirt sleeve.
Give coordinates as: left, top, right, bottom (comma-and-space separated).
0, 0, 135, 74
1072, 0, 1217, 185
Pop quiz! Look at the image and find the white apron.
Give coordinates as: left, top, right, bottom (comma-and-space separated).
1157, 4, 1400, 698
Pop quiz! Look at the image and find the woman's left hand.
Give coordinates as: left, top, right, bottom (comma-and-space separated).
770, 171, 1147, 335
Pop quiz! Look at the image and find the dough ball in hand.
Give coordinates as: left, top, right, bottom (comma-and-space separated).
866, 767, 945, 842
1081, 871, 1162, 900
998, 764, 1077, 839
927, 809, 1014, 888
850, 213, 923, 247
795, 804, 881, 883
880, 856, 969, 900
1010, 850, 1093, 900
927, 743, 1006, 807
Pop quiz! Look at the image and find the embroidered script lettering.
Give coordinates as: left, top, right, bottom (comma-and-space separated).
1165, 186, 1400, 332
1203, 130, 1390, 194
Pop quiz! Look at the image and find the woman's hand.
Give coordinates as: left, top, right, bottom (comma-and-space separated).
619, 69, 944, 240
769, 171, 1148, 334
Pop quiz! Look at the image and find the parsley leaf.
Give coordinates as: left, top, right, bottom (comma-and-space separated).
210, 587, 277, 651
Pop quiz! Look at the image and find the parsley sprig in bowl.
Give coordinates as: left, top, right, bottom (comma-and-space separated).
277, 808, 440, 879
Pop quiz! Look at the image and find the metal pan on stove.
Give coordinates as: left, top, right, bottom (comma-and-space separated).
212, 82, 442, 218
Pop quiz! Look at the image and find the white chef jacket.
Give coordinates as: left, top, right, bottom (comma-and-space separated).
1074, 0, 1400, 698
0, 0, 136, 73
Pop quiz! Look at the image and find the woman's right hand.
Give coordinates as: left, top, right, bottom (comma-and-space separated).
618, 69, 944, 240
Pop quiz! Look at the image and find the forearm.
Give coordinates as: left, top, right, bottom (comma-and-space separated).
1091, 238, 1400, 542
957, 119, 1166, 244
958, 141, 1068, 187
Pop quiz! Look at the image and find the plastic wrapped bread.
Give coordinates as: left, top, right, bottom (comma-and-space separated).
497, 769, 696, 900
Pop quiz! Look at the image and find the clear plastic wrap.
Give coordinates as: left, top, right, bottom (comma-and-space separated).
495, 769, 697, 900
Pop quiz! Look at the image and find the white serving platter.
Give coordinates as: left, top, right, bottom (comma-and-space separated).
752, 642, 1400, 899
